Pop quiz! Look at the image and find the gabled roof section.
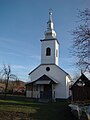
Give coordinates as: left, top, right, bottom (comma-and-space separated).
26, 74, 58, 86
37, 74, 52, 81
36, 74, 58, 84
55, 64, 69, 76
28, 64, 69, 76
28, 64, 41, 75
71, 73, 90, 89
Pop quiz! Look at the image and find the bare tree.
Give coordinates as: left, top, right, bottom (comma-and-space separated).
72, 8, 90, 73
0, 64, 17, 99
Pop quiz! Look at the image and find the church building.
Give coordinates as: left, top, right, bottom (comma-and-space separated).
26, 11, 71, 100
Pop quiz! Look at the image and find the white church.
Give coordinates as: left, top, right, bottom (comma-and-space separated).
26, 11, 71, 100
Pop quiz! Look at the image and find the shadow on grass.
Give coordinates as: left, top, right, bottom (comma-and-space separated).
0, 94, 77, 120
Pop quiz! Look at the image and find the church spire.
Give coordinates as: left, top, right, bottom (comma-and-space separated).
45, 9, 56, 39
49, 9, 52, 23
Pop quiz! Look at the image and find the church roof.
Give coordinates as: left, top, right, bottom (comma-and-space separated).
28, 64, 69, 76
26, 74, 58, 85
28, 64, 41, 75
71, 73, 90, 89
40, 38, 60, 45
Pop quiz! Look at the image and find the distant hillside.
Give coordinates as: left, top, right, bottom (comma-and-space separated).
0, 79, 26, 94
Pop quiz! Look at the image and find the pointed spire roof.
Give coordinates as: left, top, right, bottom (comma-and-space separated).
45, 9, 56, 39
49, 9, 52, 22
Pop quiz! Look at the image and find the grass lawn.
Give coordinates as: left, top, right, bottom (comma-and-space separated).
0, 95, 77, 120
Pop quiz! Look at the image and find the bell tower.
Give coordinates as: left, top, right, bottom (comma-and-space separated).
41, 10, 59, 66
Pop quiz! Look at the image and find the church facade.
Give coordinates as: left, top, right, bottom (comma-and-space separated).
26, 11, 71, 100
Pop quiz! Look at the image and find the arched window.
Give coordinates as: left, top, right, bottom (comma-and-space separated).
46, 47, 51, 56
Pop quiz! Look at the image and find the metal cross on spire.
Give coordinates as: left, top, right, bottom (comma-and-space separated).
49, 8, 52, 22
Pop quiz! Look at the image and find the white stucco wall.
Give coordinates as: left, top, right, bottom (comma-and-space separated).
66, 76, 71, 98
41, 40, 59, 65
29, 64, 70, 99
55, 40, 59, 65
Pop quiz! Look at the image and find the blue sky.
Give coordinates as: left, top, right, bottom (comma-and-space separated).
0, 0, 89, 81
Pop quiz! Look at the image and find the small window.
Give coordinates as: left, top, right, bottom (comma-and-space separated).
46, 67, 50, 71
46, 47, 51, 56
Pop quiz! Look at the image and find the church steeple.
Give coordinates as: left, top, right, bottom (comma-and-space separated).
45, 10, 56, 39
41, 10, 59, 66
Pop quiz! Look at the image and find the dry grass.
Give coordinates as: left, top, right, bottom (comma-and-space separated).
0, 95, 77, 120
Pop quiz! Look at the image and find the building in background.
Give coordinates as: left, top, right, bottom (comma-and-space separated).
70, 73, 90, 102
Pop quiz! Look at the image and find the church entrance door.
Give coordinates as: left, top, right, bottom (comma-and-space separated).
40, 84, 52, 99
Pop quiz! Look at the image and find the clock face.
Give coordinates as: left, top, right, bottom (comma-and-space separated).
46, 67, 50, 71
